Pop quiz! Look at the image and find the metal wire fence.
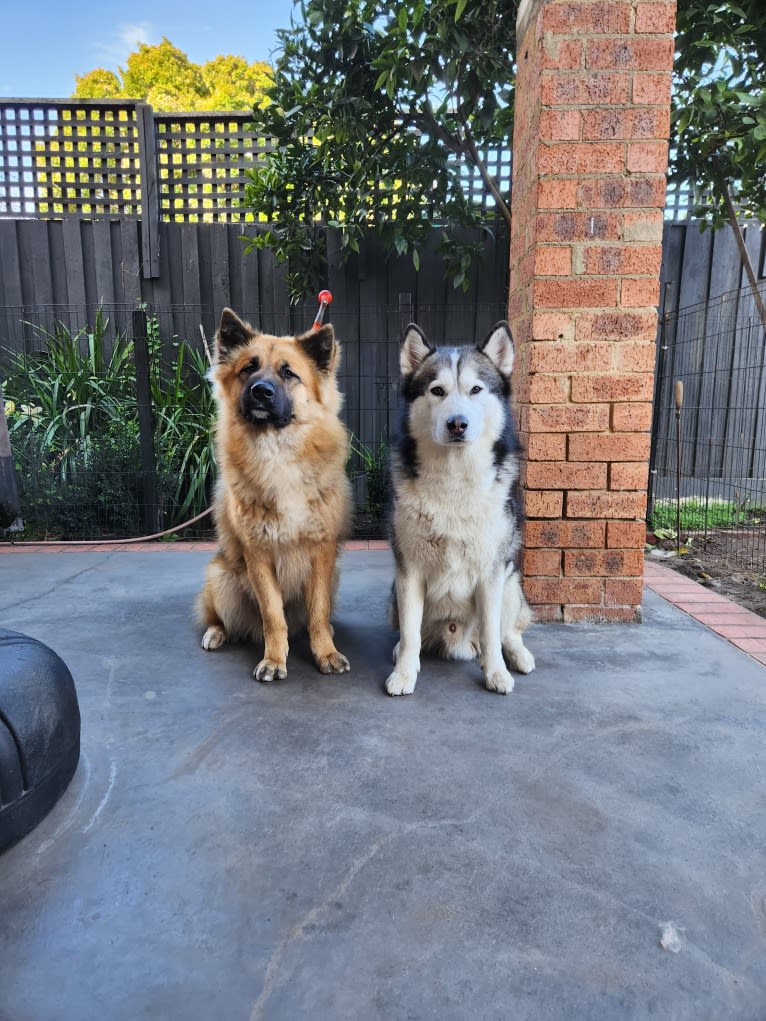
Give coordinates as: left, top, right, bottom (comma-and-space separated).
649, 279, 766, 573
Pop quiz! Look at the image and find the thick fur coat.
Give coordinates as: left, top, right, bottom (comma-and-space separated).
386, 322, 535, 696
197, 308, 351, 682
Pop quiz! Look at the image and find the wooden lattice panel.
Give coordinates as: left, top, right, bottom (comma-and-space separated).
156, 112, 270, 222
0, 101, 142, 218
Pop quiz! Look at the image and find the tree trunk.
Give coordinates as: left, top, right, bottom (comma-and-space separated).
720, 178, 766, 334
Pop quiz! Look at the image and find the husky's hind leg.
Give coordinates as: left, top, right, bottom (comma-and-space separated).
501, 570, 535, 674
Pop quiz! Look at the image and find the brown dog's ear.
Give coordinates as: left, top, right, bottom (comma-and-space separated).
477, 321, 515, 376
217, 308, 252, 356
297, 324, 337, 374
400, 323, 434, 376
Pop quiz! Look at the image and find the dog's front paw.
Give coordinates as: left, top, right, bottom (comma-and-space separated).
202, 625, 227, 651
385, 669, 418, 696
485, 666, 515, 695
315, 650, 350, 674
504, 642, 536, 674
253, 658, 287, 683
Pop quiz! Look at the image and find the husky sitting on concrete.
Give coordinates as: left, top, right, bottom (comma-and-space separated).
386, 322, 536, 696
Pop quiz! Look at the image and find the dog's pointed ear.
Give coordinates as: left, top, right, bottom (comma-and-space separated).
478, 322, 515, 376
217, 308, 252, 356
400, 323, 434, 376
297, 323, 337, 374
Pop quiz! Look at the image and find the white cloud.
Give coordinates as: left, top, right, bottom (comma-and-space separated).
95, 22, 157, 70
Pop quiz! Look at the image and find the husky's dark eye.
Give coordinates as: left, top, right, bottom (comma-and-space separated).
280, 363, 300, 382
470, 385, 483, 395
430, 386, 445, 397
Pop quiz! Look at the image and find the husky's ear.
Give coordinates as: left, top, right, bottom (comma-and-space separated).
400, 323, 434, 376
478, 322, 515, 376
217, 308, 252, 357
297, 323, 337, 374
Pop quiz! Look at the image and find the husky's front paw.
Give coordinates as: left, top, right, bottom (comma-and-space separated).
385, 669, 417, 696
315, 650, 351, 674
504, 642, 536, 674
254, 658, 287, 683
202, 625, 227, 651
485, 666, 515, 695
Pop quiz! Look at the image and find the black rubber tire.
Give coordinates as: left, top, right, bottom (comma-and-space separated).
0, 628, 80, 853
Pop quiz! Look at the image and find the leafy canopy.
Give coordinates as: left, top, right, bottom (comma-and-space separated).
245, 0, 517, 301
672, 1, 766, 225
73, 37, 271, 112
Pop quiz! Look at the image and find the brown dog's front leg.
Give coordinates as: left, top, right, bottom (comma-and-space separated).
244, 554, 289, 681
304, 544, 350, 675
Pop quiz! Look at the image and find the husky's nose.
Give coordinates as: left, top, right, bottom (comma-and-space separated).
251, 379, 276, 403
446, 414, 468, 437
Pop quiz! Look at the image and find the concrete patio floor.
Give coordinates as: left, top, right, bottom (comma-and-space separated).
1, 546, 765, 1020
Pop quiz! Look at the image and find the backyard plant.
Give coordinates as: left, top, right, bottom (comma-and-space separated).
3, 311, 216, 539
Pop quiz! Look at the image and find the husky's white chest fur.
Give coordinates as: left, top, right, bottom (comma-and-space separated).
387, 322, 535, 697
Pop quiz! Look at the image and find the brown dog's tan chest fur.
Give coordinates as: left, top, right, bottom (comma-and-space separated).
197, 308, 351, 683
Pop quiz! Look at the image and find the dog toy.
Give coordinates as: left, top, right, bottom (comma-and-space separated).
313, 289, 333, 330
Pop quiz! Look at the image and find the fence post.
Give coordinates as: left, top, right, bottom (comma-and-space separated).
136, 102, 161, 279
647, 279, 674, 521
0, 382, 23, 533
132, 309, 160, 535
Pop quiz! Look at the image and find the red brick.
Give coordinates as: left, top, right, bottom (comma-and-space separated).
523, 549, 563, 577
565, 549, 644, 576
610, 461, 650, 490
521, 374, 571, 403
542, 1, 632, 34
571, 373, 654, 402
614, 343, 657, 372
537, 143, 625, 175
621, 278, 661, 307
525, 490, 564, 518
625, 177, 667, 208
607, 520, 648, 548
526, 520, 606, 548
533, 604, 565, 622
612, 402, 653, 431
633, 72, 673, 106
605, 579, 645, 605
529, 341, 613, 372
541, 37, 585, 71
527, 461, 608, 490
526, 577, 603, 605
541, 72, 631, 107
583, 244, 663, 275
536, 277, 618, 308
535, 246, 573, 275
567, 490, 648, 518
582, 108, 670, 141
576, 311, 658, 341
531, 312, 576, 341
622, 211, 664, 242
528, 404, 610, 433
538, 179, 579, 209
578, 178, 630, 208
627, 141, 669, 173
635, 2, 677, 34
569, 432, 651, 461
586, 37, 675, 72
540, 108, 582, 142
565, 604, 641, 622
526, 433, 567, 461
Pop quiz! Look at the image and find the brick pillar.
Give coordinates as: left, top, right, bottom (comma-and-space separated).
509, 0, 676, 622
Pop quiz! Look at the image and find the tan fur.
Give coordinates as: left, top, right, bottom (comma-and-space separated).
197, 309, 352, 682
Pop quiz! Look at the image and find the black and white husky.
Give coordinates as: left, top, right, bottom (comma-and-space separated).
386, 322, 536, 696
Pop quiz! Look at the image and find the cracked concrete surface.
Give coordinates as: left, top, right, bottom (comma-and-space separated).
1, 549, 765, 1020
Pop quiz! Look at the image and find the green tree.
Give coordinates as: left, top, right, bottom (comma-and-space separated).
245, 0, 516, 301
72, 38, 272, 112
672, 1, 766, 324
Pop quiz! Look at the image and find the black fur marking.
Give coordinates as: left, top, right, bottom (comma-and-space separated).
297, 324, 335, 373
217, 308, 252, 357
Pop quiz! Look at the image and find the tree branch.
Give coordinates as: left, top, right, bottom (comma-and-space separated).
715, 164, 766, 334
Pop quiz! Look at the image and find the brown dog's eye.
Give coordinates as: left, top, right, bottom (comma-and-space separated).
431, 386, 445, 397
470, 385, 483, 395
280, 363, 300, 382
239, 358, 259, 377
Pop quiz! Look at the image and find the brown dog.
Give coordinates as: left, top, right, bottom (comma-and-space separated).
197, 308, 352, 682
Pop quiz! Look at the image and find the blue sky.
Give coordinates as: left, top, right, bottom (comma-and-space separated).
0, 0, 297, 98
